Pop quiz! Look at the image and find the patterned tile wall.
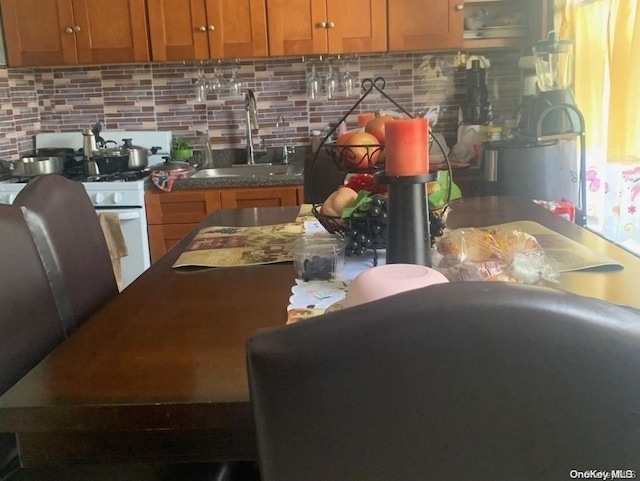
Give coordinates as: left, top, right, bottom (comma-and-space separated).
0, 50, 523, 160
0, 68, 40, 160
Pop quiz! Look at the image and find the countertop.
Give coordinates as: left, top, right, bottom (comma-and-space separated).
146, 147, 306, 192
167, 167, 304, 191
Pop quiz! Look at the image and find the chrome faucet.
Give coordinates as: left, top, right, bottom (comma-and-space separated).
245, 89, 258, 165
276, 115, 295, 165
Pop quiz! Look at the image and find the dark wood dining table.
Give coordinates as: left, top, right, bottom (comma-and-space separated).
1, 196, 639, 468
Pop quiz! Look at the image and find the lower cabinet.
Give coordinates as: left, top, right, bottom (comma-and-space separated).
145, 185, 303, 262
219, 186, 300, 209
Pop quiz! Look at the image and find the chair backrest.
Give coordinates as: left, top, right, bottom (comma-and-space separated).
0, 204, 66, 395
15, 174, 118, 334
0, 204, 67, 479
303, 149, 347, 204
247, 282, 640, 481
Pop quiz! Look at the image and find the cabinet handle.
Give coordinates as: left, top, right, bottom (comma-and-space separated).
455, 4, 464, 10
198, 25, 207, 32
318, 21, 327, 28
327, 21, 335, 28
65, 27, 74, 34
208, 25, 215, 31
73, 25, 81, 32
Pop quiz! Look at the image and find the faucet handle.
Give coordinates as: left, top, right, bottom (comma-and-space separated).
281, 145, 294, 164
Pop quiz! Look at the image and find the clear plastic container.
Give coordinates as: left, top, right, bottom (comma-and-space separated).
289, 235, 346, 281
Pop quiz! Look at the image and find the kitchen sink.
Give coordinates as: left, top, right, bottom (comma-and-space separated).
192, 164, 303, 178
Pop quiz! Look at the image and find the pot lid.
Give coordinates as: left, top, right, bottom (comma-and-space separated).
533, 31, 574, 55
149, 160, 194, 174
96, 147, 124, 156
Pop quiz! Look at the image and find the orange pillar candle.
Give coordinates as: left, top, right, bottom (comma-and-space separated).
384, 118, 430, 176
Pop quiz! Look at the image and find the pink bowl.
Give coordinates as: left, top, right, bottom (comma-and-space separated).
343, 264, 449, 308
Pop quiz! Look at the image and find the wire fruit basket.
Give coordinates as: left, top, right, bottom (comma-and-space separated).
309, 77, 453, 264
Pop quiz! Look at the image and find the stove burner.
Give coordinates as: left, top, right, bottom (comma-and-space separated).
86, 171, 149, 183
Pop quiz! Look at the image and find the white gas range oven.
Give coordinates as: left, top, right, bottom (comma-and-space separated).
0, 131, 172, 289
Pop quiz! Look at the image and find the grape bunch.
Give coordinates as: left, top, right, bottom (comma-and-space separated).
344, 194, 388, 258
429, 212, 447, 244
343, 194, 447, 258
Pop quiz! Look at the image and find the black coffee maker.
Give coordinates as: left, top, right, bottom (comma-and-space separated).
463, 60, 491, 125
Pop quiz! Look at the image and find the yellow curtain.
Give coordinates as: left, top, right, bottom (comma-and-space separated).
560, 0, 640, 164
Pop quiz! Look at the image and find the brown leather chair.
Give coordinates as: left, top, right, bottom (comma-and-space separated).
303, 149, 347, 204
0, 205, 67, 481
248, 282, 640, 481
14, 175, 118, 335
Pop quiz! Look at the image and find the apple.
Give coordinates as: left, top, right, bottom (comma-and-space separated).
365, 115, 393, 144
320, 186, 358, 218
340, 132, 382, 170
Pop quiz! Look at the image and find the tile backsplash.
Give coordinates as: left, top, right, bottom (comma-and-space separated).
0, 50, 523, 161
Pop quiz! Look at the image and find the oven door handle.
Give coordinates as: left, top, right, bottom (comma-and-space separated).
97, 211, 141, 221
116, 211, 141, 221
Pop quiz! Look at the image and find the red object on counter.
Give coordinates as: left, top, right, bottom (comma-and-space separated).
384, 118, 430, 176
534, 200, 576, 223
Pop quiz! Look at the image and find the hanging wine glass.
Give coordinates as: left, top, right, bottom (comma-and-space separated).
307, 63, 320, 100
209, 64, 224, 93
325, 61, 338, 99
342, 59, 356, 98
228, 64, 246, 98
195, 68, 208, 103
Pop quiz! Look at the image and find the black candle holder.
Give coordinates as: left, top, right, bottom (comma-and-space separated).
378, 173, 434, 266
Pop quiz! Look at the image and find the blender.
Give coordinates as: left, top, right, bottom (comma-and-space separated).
531, 32, 581, 136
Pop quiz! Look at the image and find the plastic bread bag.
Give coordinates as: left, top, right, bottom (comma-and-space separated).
432, 227, 559, 285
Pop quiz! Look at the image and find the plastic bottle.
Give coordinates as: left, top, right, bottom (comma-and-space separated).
310, 130, 322, 153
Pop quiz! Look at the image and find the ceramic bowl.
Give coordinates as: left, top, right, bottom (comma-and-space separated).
343, 263, 449, 308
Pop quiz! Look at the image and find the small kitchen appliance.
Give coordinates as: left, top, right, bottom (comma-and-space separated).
528, 32, 581, 136
483, 32, 586, 226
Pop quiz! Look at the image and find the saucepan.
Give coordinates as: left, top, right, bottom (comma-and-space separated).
92, 149, 130, 174
2, 157, 65, 177
121, 139, 161, 169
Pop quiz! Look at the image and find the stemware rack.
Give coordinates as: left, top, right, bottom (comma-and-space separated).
309, 77, 453, 263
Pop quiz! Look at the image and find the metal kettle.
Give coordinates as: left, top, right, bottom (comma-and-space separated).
82, 130, 97, 159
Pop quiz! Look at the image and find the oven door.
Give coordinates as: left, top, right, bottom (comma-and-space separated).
98, 207, 151, 290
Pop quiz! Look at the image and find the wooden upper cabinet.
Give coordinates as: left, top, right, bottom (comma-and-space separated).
325, 0, 387, 54
148, 0, 268, 61
0, 0, 148, 66
72, 0, 149, 64
148, 0, 210, 60
206, 0, 268, 58
1, 0, 77, 66
267, 0, 386, 56
388, 0, 464, 52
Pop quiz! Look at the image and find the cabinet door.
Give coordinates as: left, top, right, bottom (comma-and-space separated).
72, 0, 149, 64
219, 186, 300, 209
148, 0, 210, 61
146, 190, 222, 225
148, 223, 200, 263
206, 0, 268, 58
266, 0, 327, 56
1, 0, 77, 66
325, 0, 386, 54
146, 190, 222, 262
388, 0, 464, 52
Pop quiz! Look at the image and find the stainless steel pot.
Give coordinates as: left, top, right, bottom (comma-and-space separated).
121, 139, 160, 169
10, 157, 65, 177
93, 152, 129, 174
